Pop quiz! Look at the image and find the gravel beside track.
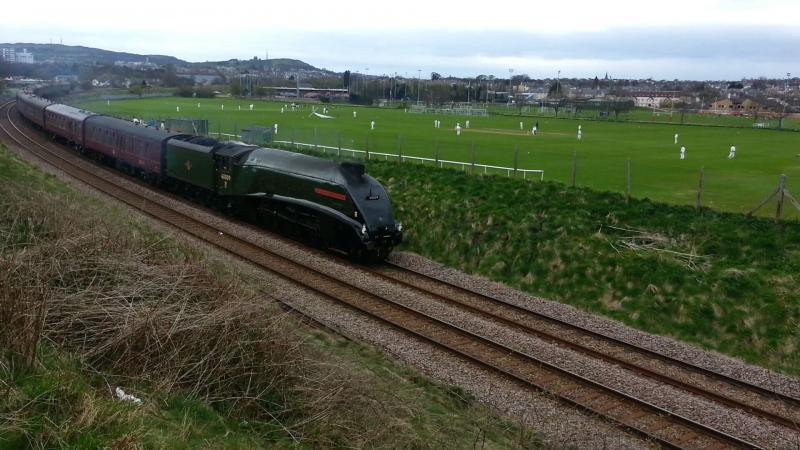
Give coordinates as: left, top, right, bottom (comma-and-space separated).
4, 101, 800, 448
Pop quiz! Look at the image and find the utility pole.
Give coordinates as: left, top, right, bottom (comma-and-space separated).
417, 69, 421, 104
556, 69, 560, 98
364, 67, 369, 98
508, 68, 514, 105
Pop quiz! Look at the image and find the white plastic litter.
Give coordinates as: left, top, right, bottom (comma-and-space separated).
115, 387, 143, 405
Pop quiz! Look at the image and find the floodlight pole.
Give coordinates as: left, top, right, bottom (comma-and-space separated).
417, 69, 421, 104
508, 68, 513, 105
556, 69, 560, 98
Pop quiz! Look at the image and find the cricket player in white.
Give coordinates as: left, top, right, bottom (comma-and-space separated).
728, 146, 736, 159
680, 146, 685, 160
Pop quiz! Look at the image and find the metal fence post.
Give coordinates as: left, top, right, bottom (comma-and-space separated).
471, 141, 476, 172
398, 134, 403, 163
365, 136, 370, 160
435, 140, 440, 167
571, 150, 577, 187
776, 174, 786, 222
337, 133, 342, 158
696, 167, 704, 209
626, 158, 632, 203
291, 129, 296, 148
513, 145, 519, 176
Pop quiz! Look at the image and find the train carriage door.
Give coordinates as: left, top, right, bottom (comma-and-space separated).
215, 154, 233, 195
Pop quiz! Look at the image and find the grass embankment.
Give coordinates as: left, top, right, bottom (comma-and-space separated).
367, 161, 800, 376
74, 97, 800, 219
0, 145, 539, 449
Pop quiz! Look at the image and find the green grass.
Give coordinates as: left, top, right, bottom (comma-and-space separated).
74, 97, 800, 220
490, 104, 800, 129
360, 160, 800, 375
1, 348, 280, 450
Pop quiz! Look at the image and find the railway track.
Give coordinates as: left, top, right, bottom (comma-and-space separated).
0, 100, 790, 449
368, 262, 800, 430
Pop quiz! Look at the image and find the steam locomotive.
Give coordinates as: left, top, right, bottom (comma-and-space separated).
15, 90, 402, 260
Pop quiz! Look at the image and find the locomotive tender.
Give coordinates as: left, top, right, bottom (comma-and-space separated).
15, 90, 402, 260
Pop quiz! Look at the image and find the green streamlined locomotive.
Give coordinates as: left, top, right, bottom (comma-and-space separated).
16, 90, 402, 260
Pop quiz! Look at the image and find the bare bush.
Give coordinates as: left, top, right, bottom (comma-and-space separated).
0, 185, 421, 447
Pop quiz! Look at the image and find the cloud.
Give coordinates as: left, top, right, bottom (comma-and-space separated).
1, 23, 797, 80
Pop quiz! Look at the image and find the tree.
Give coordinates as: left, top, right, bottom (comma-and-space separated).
343, 70, 351, 90
750, 77, 768, 90
195, 86, 216, 98
430, 72, 441, 81
230, 82, 242, 97
162, 64, 180, 87
604, 99, 634, 119
548, 98, 565, 117
547, 81, 563, 98
174, 86, 193, 97
129, 84, 144, 97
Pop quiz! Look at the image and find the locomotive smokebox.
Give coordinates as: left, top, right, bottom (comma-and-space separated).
340, 161, 365, 178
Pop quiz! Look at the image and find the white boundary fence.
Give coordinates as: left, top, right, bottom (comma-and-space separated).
273, 140, 545, 180
409, 104, 489, 116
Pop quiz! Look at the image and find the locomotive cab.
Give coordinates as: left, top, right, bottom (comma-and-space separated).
212, 143, 257, 196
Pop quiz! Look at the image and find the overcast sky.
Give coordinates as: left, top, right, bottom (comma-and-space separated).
2, 0, 799, 80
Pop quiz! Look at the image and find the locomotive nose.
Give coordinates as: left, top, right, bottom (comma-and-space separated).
375, 223, 403, 246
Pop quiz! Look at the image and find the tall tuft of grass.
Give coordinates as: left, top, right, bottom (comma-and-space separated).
368, 160, 800, 375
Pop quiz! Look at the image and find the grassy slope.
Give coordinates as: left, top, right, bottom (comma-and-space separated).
364, 161, 800, 375
75, 97, 800, 219
0, 144, 539, 449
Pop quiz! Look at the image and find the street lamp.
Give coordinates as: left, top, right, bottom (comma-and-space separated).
417, 69, 421, 104
508, 68, 513, 105
364, 67, 369, 97
556, 69, 560, 98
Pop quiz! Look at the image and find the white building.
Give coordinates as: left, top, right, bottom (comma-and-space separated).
1, 48, 34, 64
16, 49, 34, 64
631, 91, 680, 108
1, 48, 15, 62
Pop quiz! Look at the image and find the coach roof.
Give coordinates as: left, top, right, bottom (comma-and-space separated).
17, 91, 52, 109
45, 103, 96, 121
85, 115, 184, 142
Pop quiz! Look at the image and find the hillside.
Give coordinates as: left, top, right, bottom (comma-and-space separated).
190, 57, 321, 73
0, 43, 327, 73
0, 43, 185, 66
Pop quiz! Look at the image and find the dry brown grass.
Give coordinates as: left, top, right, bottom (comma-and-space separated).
0, 184, 438, 448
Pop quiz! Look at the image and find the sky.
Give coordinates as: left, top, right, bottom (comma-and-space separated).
2, 0, 799, 80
